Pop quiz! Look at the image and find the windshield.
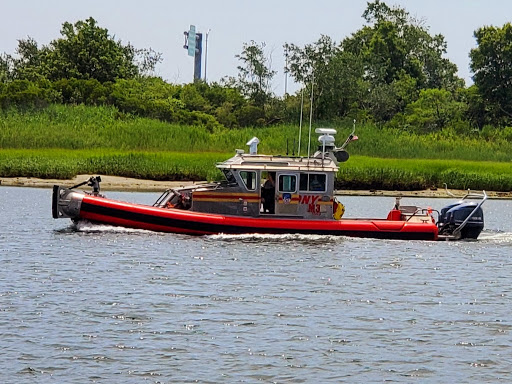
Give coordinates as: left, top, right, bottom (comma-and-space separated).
222, 169, 237, 184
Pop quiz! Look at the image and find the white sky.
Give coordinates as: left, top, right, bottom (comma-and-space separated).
2, 0, 511, 95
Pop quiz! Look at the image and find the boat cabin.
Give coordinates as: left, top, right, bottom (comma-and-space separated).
156, 129, 348, 220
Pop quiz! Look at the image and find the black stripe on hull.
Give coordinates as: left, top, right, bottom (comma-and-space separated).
80, 202, 436, 241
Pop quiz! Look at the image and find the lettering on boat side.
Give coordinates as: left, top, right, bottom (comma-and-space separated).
299, 195, 320, 205
299, 195, 322, 215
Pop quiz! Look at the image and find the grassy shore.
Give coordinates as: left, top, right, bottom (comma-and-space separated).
2, 149, 512, 192
2, 104, 512, 191
0, 149, 226, 181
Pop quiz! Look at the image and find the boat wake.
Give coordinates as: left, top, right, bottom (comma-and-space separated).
62, 222, 512, 244
73, 220, 155, 234
477, 230, 512, 244
208, 233, 347, 244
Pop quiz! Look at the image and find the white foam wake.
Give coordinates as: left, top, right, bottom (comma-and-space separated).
208, 233, 346, 243
74, 220, 153, 234
477, 231, 512, 243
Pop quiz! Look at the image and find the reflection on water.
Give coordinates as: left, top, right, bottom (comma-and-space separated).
1, 186, 512, 383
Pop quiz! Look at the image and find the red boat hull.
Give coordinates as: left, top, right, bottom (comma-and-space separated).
78, 195, 438, 240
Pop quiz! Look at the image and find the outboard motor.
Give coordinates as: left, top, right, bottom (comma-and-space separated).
438, 202, 484, 240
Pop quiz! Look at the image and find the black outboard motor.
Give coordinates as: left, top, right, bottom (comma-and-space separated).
438, 202, 484, 239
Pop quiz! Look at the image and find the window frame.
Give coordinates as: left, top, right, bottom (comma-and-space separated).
277, 173, 297, 193
222, 169, 237, 184
299, 172, 327, 193
239, 170, 257, 191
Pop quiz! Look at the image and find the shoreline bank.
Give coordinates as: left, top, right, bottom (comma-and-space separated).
1, 174, 511, 199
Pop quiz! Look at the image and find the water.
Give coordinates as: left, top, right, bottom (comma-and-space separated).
1, 186, 512, 383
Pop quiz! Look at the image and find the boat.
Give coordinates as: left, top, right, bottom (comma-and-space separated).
52, 128, 487, 241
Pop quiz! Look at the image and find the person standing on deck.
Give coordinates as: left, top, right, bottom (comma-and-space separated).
262, 172, 275, 214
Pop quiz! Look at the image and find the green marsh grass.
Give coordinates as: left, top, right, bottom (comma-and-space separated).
2, 149, 512, 192
0, 149, 228, 181
2, 104, 512, 190
339, 156, 512, 191
4, 104, 512, 161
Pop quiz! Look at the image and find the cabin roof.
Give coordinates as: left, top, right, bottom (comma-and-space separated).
216, 153, 339, 173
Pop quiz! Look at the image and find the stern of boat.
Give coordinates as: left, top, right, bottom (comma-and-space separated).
52, 185, 86, 220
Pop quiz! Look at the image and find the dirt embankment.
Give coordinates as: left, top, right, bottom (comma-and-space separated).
0, 175, 201, 192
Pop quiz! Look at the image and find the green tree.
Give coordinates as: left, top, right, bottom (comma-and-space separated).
351, 0, 462, 91
186, 81, 247, 128
7, 18, 161, 84
52, 78, 112, 105
232, 41, 276, 107
460, 85, 487, 129
0, 79, 59, 108
469, 22, 512, 125
0, 53, 10, 83
134, 48, 163, 77
44, 17, 139, 82
284, 36, 366, 120
362, 71, 418, 122
389, 88, 468, 133
283, 1, 463, 123
8, 37, 49, 82
341, 0, 463, 122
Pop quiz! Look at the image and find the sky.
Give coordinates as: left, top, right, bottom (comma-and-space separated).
2, 0, 512, 95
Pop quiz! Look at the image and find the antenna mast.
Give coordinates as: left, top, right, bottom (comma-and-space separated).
297, 88, 304, 157
307, 72, 314, 158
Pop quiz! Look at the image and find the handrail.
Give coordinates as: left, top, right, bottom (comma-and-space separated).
461, 190, 487, 201
404, 208, 421, 222
153, 189, 174, 207
444, 183, 487, 201
403, 208, 435, 223
443, 183, 457, 197
153, 182, 222, 207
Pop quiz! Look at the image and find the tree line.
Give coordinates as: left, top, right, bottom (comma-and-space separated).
1, 1, 511, 132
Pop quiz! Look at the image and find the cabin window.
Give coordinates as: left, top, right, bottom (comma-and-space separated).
222, 169, 237, 184
299, 173, 326, 192
299, 174, 308, 191
240, 171, 256, 191
278, 174, 297, 193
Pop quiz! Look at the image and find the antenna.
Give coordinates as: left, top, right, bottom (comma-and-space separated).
284, 46, 288, 95
204, 29, 211, 82
339, 119, 358, 150
307, 73, 314, 158
297, 88, 304, 157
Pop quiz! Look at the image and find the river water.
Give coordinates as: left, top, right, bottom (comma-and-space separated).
1, 186, 512, 383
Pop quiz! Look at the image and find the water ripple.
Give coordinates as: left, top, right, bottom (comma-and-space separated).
1, 187, 512, 383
